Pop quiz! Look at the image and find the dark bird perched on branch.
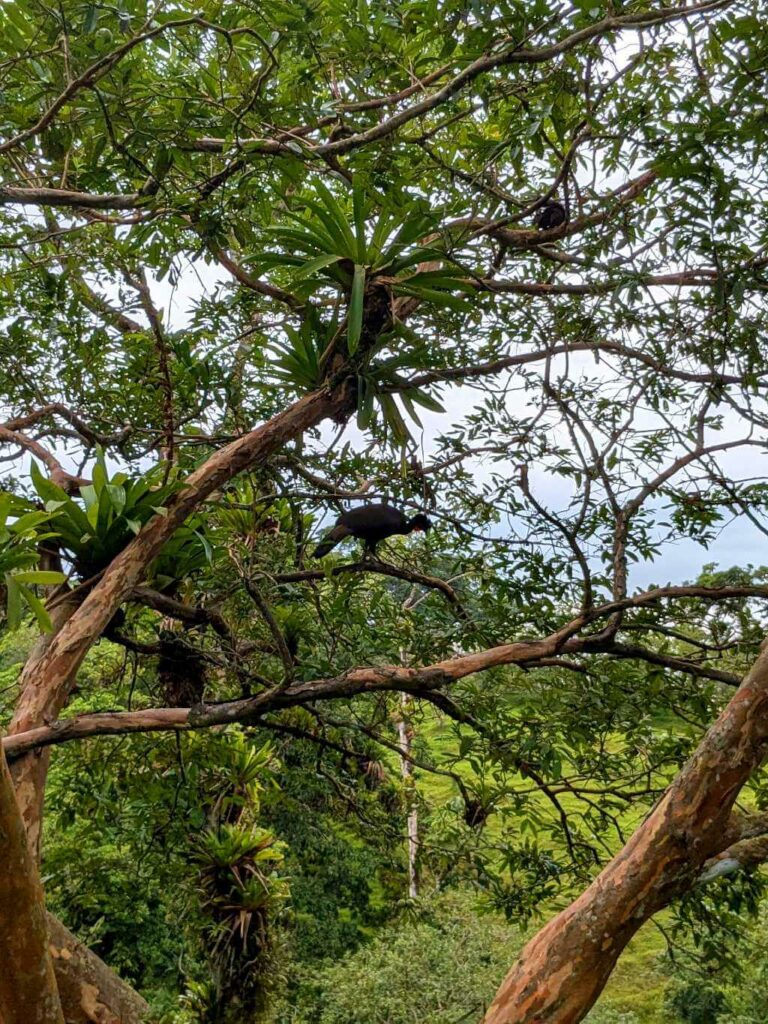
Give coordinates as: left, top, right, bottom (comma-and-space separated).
534, 200, 567, 230
312, 503, 432, 559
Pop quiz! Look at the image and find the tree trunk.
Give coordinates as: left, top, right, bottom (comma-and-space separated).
9, 590, 82, 858
47, 915, 149, 1024
0, 744, 64, 1024
0, 391, 349, 1023
484, 640, 768, 1024
397, 690, 418, 899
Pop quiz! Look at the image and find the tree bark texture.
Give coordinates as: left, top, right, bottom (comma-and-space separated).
46, 915, 149, 1024
484, 639, 768, 1024
9, 591, 82, 859
0, 744, 63, 1024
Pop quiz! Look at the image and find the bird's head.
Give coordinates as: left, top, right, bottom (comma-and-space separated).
409, 513, 432, 534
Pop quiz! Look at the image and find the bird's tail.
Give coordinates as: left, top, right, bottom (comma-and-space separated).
312, 525, 349, 558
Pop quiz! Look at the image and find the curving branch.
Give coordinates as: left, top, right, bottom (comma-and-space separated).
399, 341, 758, 392
131, 587, 233, 640
241, 576, 295, 682
7, 581, 768, 759
319, 3, 730, 158
591, 641, 741, 687
274, 559, 471, 619
0, 424, 89, 493
0, 185, 144, 210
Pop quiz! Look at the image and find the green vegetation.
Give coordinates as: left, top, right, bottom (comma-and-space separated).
2, 0, 768, 1019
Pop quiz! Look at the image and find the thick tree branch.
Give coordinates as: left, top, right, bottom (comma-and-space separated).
399, 340, 757, 391
10, 578, 768, 757
484, 638, 768, 1023
0, 746, 63, 1023
0, 425, 89, 493
2, 405, 131, 448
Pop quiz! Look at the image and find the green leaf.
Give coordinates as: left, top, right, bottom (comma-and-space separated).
347, 264, 366, 354
30, 461, 69, 504
5, 575, 21, 629
353, 181, 368, 264
392, 283, 468, 311
399, 391, 423, 428
292, 253, 343, 281
80, 484, 98, 510
313, 182, 358, 257
408, 388, 445, 413
21, 587, 53, 632
11, 510, 52, 534
357, 376, 375, 430
92, 452, 108, 494
106, 484, 127, 515
378, 394, 410, 446
83, 3, 98, 33
11, 570, 65, 585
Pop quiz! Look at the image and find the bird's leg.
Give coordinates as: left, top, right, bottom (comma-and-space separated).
364, 542, 381, 562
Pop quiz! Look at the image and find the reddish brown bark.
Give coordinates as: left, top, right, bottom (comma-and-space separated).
9, 591, 82, 858
47, 914, 149, 1024
0, 744, 63, 1024
484, 640, 768, 1024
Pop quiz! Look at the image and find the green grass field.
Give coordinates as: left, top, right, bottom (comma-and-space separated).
415, 709, 673, 1021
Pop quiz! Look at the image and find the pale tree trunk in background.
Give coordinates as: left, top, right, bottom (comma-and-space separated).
397, 683, 418, 899
484, 640, 768, 1024
0, 744, 63, 1024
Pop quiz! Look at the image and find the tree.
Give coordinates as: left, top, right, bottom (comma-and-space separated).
1, 0, 768, 1020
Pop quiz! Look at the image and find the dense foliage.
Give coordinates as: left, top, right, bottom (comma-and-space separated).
2, 0, 768, 1020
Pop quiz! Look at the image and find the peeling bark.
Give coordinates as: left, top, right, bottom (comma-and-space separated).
484, 640, 768, 1024
0, 744, 63, 1024
47, 915, 149, 1024
10, 591, 82, 858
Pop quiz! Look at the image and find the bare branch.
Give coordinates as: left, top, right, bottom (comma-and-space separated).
274, 559, 471, 620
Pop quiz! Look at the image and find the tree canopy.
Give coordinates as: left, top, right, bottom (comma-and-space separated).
1, 0, 768, 1021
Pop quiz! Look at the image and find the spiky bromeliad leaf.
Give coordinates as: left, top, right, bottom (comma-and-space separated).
292, 252, 344, 281
29, 456, 210, 581
0, 490, 65, 631
353, 180, 368, 264
313, 180, 359, 257
357, 375, 375, 430
347, 264, 366, 354
378, 393, 411, 447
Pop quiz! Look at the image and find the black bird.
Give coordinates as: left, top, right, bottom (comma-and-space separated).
534, 201, 567, 231
312, 503, 432, 559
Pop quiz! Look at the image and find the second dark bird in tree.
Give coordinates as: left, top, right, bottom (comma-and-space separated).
534, 201, 567, 231
312, 503, 432, 559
